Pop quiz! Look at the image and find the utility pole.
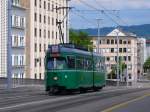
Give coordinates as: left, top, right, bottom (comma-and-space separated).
7, 0, 12, 90
55, 1, 72, 44
126, 36, 129, 87
66, 0, 71, 43
96, 19, 103, 54
116, 30, 120, 86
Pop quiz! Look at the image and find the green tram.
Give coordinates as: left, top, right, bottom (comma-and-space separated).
45, 44, 106, 94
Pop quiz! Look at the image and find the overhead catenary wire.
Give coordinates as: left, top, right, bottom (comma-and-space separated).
94, 0, 129, 26
77, 0, 121, 26
70, 8, 97, 27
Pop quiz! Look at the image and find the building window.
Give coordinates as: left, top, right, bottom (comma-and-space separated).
39, 29, 42, 37
35, 43, 37, 52
48, 30, 50, 38
123, 48, 127, 52
44, 29, 46, 38
14, 55, 18, 66
52, 31, 54, 39
39, 58, 41, 67
34, 13, 37, 22
34, 0, 37, 7
106, 57, 110, 61
52, 4, 54, 12
99, 40, 101, 44
56, 32, 57, 39
14, 35, 18, 46
124, 56, 127, 61
44, 1, 46, 9
115, 39, 117, 44
20, 55, 24, 65
39, 44, 41, 52
48, 3, 50, 11
52, 17, 54, 25
111, 48, 114, 53
128, 74, 132, 79
119, 48, 122, 53
20, 36, 24, 47
39, 73, 42, 79
39, 0, 41, 8
123, 41, 127, 44
12, 35, 24, 47
44, 15, 46, 23
111, 39, 114, 44
128, 56, 131, 61
35, 73, 37, 79
128, 40, 131, 44
119, 40, 122, 44
39, 14, 42, 23
48, 16, 50, 25
34, 59, 37, 67
107, 39, 110, 44
34, 28, 37, 37
12, 0, 20, 6
20, 17, 25, 28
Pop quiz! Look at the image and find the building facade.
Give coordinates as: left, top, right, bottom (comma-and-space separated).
0, 0, 8, 77
0, 0, 26, 78
137, 38, 147, 79
146, 40, 150, 58
92, 29, 138, 82
23, 0, 68, 79
11, 0, 26, 78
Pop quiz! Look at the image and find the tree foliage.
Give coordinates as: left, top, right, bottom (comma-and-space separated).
69, 29, 93, 51
144, 57, 150, 72
108, 57, 126, 79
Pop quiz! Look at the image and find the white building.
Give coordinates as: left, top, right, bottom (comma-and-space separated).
146, 40, 150, 58
137, 38, 147, 78
0, 0, 8, 77
92, 28, 138, 82
24, 0, 69, 79
0, 0, 26, 78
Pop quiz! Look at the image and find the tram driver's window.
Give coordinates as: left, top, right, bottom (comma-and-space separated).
67, 56, 75, 69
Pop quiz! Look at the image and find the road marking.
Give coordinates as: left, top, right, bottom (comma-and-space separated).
101, 93, 150, 112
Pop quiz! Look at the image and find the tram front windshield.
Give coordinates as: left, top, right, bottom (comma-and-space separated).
47, 57, 66, 70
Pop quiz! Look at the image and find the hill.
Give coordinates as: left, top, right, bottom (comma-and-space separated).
77, 24, 150, 39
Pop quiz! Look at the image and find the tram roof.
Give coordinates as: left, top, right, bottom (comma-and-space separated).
47, 44, 101, 57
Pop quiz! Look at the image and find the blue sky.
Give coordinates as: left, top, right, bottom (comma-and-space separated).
69, 0, 150, 29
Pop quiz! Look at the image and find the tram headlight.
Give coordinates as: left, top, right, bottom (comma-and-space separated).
53, 76, 58, 80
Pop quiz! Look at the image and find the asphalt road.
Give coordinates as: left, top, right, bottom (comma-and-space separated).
0, 86, 150, 112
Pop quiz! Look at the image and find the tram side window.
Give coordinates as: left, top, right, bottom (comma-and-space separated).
76, 58, 84, 69
100, 58, 106, 71
95, 59, 100, 71
67, 56, 75, 69
86, 60, 92, 70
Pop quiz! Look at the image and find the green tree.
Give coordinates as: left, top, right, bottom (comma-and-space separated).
143, 57, 150, 73
69, 29, 93, 51
108, 57, 126, 79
